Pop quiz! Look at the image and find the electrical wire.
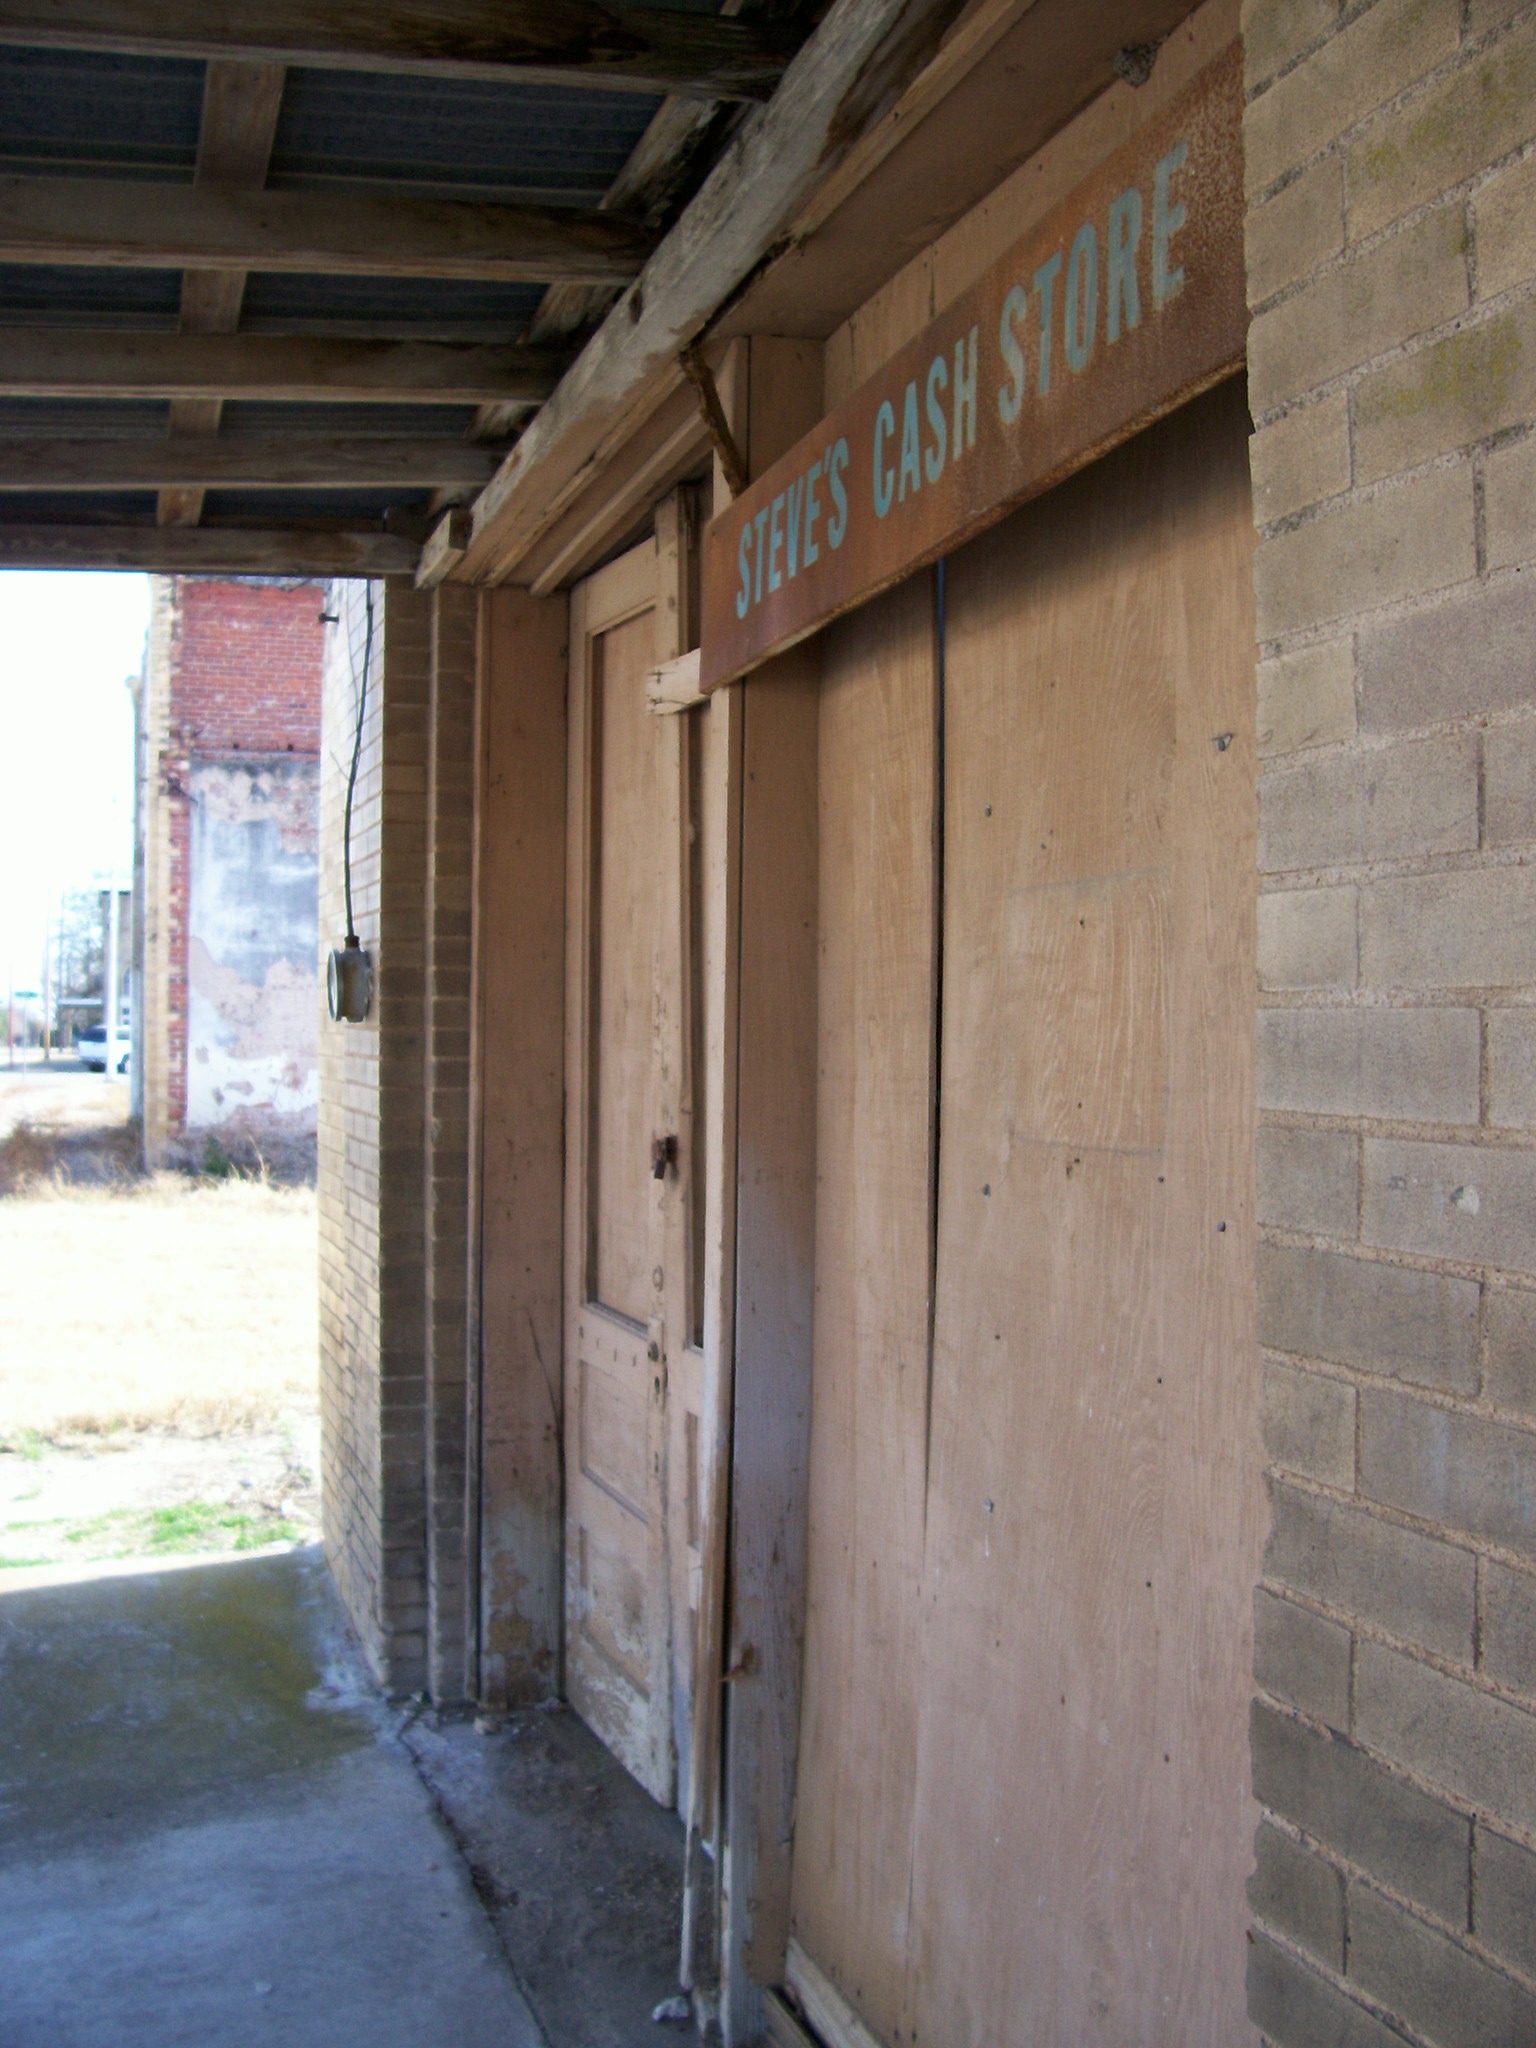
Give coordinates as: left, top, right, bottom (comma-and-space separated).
339, 582, 374, 947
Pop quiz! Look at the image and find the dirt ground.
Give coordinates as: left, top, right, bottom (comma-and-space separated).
0, 1067, 321, 1575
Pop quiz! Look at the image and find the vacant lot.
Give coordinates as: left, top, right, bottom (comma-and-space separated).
0, 1098, 320, 1575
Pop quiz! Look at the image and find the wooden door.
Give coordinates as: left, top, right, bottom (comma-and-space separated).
786, 380, 1261, 2044
564, 513, 717, 1808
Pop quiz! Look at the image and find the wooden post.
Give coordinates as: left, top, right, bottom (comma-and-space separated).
472, 585, 568, 1705
717, 336, 825, 2046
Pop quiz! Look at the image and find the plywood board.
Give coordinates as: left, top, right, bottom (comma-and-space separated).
904, 378, 1260, 2045
475, 586, 567, 1706
786, 570, 939, 2048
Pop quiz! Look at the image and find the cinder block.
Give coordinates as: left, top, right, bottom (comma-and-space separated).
1354, 304, 1536, 483
1259, 1241, 1480, 1391
1256, 1584, 1354, 1726
1482, 1560, 1536, 1697
1257, 639, 1358, 759
1356, 1637, 1536, 1832
1251, 392, 1352, 526
1476, 1827, 1536, 1980
1360, 1387, 1536, 1558
1244, 0, 1461, 197
1242, 0, 1341, 94
1266, 1480, 1477, 1660
1348, 1879, 1536, 2048
1486, 437, 1536, 574
1359, 868, 1536, 990
1476, 149, 1536, 301
1360, 577, 1536, 729
1486, 1287, 1536, 1414
1248, 1817, 1345, 1968
1488, 1013, 1536, 1130
1259, 733, 1478, 870
1484, 718, 1536, 848
1249, 1932, 1415, 2048
1257, 1005, 1481, 1122
1252, 465, 1474, 640
1247, 157, 1348, 309
1248, 205, 1469, 412
1264, 1356, 1357, 1486
1347, 13, 1536, 239
1258, 1125, 1358, 1236
1251, 1696, 1472, 1922
1259, 887, 1358, 991
1363, 1135, 1536, 1272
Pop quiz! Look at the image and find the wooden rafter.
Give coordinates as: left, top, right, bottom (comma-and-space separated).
0, 0, 798, 99
462, 0, 972, 580
0, 331, 564, 402
0, 175, 654, 282
0, 522, 420, 574
161, 58, 286, 528
0, 435, 505, 489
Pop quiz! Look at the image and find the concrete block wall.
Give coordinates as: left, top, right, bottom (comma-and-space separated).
1244, 1, 1536, 2040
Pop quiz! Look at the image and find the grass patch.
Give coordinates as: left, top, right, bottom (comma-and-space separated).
1, 1500, 308, 1566
0, 1428, 48, 1461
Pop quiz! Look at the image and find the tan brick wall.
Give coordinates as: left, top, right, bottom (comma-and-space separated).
424, 586, 478, 1703
1244, 1, 1536, 2039
317, 579, 432, 1693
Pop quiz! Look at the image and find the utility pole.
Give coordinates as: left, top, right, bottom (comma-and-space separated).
103, 882, 119, 1079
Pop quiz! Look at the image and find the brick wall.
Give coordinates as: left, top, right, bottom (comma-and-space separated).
1244, 1, 1536, 2040
316, 578, 478, 1697
137, 576, 326, 1155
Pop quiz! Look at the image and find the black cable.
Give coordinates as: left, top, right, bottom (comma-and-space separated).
340, 582, 374, 947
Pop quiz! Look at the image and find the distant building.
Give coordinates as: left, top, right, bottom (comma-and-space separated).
133, 577, 325, 1173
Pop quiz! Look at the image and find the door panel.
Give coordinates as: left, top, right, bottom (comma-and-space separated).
565, 539, 673, 1801
591, 604, 664, 1325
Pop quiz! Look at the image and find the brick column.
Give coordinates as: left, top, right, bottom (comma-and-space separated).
318, 579, 432, 1694
1244, 2, 1536, 2039
424, 586, 479, 1704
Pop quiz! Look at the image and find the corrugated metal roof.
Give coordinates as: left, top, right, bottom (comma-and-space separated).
0, 7, 813, 555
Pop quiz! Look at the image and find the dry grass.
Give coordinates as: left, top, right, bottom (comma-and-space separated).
0, 1172, 318, 1439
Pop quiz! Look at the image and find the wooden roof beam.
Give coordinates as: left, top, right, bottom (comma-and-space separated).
0, 435, 505, 489
0, 330, 565, 402
0, 522, 420, 574
0, 176, 654, 283
460, 0, 972, 581
161, 57, 288, 528
0, 0, 797, 100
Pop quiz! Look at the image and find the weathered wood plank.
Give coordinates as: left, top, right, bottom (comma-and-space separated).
461, 0, 969, 581
473, 585, 568, 1706
160, 57, 287, 528
0, 175, 653, 282
0, 434, 503, 489
0, 330, 563, 401
0, 0, 797, 98
0, 522, 420, 573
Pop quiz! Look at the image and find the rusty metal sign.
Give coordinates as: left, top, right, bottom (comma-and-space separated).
699, 43, 1246, 692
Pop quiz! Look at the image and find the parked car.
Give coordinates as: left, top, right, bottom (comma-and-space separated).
76, 1018, 129, 1074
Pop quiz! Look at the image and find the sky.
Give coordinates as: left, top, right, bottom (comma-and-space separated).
0, 571, 150, 995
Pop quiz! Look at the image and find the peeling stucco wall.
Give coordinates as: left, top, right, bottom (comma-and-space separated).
186, 755, 319, 1141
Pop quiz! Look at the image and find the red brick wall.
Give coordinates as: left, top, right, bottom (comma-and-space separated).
162, 577, 325, 1129
169, 577, 325, 755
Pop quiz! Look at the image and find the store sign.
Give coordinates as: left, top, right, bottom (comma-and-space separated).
699, 43, 1245, 692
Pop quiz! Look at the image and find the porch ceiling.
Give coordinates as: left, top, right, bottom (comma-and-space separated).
0, 1, 817, 575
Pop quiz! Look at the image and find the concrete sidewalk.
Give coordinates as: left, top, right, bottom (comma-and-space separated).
0, 1546, 542, 2048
